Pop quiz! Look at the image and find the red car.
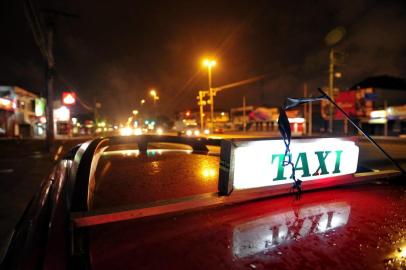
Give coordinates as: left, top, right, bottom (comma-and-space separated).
1, 135, 404, 270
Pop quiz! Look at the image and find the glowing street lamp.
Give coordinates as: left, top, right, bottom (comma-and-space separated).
149, 89, 159, 105
140, 99, 145, 105
202, 59, 216, 68
202, 58, 216, 131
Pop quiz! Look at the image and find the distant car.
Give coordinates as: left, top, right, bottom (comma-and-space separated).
0, 135, 404, 270
173, 121, 201, 136
184, 124, 200, 136
119, 126, 143, 136
155, 127, 164, 135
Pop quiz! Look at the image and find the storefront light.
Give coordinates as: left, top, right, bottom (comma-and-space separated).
370, 110, 387, 119
54, 106, 70, 121
288, 117, 305, 124
0, 97, 13, 110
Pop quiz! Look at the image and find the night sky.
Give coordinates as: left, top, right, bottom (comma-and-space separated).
1, 0, 405, 122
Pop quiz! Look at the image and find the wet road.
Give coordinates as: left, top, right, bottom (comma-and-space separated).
0, 138, 88, 248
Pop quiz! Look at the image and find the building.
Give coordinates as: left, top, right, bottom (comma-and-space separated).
230, 105, 305, 134
0, 86, 45, 137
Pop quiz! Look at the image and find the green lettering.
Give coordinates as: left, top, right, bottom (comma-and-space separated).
313, 151, 331, 175
272, 154, 287, 180
293, 152, 311, 178
333, 150, 343, 173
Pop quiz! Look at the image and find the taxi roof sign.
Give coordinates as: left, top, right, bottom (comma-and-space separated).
219, 137, 359, 195
71, 135, 400, 228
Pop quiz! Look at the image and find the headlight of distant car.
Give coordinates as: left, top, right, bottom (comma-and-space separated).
204, 129, 210, 135
186, 130, 193, 136
193, 130, 200, 136
119, 127, 133, 136
156, 128, 163, 135
134, 128, 143, 135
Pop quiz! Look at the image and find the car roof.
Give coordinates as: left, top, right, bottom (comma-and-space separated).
92, 148, 219, 209
66, 136, 404, 269
88, 182, 406, 270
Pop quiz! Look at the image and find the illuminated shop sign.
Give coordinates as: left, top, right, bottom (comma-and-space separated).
219, 138, 359, 194
0, 97, 14, 111
62, 92, 76, 105
35, 98, 46, 116
54, 106, 70, 121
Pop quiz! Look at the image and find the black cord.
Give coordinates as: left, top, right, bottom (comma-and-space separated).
278, 109, 302, 199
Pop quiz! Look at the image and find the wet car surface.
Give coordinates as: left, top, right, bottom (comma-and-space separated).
93, 148, 219, 209
2, 136, 404, 270
89, 182, 406, 270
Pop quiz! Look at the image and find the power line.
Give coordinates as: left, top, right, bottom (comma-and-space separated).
56, 73, 94, 111
23, 0, 48, 60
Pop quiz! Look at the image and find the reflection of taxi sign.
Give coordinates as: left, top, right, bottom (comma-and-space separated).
233, 201, 350, 258
219, 138, 359, 195
62, 92, 76, 105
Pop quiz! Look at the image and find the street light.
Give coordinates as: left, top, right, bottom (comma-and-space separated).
149, 89, 159, 105
202, 58, 216, 131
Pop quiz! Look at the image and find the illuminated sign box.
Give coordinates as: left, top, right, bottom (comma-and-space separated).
219, 138, 359, 195
0, 97, 14, 111
62, 92, 76, 105
35, 98, 46, 116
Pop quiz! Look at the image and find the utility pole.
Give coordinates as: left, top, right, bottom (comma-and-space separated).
24, 1, 79, 151
197, 91, 206, 130
208, 65, 214, 131
23, 0, 55, 151
202, 59, 216, 131
94, 100, 101, 125
43, 10, 78, 151
45, 19, 55, 151
325, 26, 346, 134
328, 49, 345, 135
